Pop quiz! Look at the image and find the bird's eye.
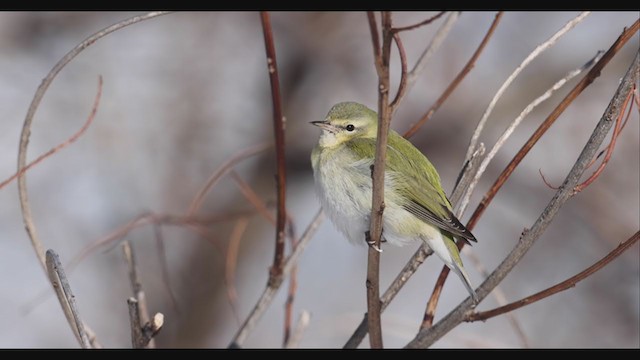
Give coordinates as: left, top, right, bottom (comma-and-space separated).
346, 124, 355, 132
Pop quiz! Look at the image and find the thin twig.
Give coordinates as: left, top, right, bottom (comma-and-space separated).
466, 230, 639, 322
367, 12, 382, 74
466, 20, 639, 232
122, 240, 156, 348
405, 12, 460, 90
283, 221, 300, 346
393, 12, 446, 33
17, 11, 169, 274
187, 142, 272, 215
153, 224, 180, 313
260, 11, 288, 285
572, 86, 635, 194
458, 50, 603, 217
229, 209, 324, 348
406, 50, 639, 348
422, 22, 637, 335
45, 250, 91, 348
464, 12, 590, 162
284, 310, 312, 348
389, 32, 408, 114
0, 77, 102, 191
446, 249, 531, 347
225, 217, 250, 325
404, 12, 503, 139
231, 171, 276, 224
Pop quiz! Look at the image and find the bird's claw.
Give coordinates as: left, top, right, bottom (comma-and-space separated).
366, 240, 383, 253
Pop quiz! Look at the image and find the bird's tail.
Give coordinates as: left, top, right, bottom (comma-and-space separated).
424, 232, 479, 304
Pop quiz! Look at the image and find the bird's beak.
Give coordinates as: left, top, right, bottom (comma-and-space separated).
310, 120, 337, 133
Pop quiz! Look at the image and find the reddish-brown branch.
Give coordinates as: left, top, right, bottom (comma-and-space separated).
231, 170, 276, 225
573, 86, 635, 194
467, 19, 638, 231
260, 11, 288, 283
466, 231, 639, 322
421, 19, 638, 329
392, 12, 446, 33
404, 11, 503, 139
538, 169, 561, 190
1, 76, 102, 191
365, 11, 394, 349
187, 142, 272, 215
420, 267, 450, 328
389, 32, 408, 113
367, 12, 382, 73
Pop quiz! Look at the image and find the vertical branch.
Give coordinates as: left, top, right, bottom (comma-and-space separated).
260, 12, 288, 285
366, 10, 394, 349
123, 240, 163, 348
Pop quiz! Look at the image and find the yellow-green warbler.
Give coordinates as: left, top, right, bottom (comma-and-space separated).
311, 102, 478, 302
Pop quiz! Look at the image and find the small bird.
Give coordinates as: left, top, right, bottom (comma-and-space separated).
311, 102, 478, 302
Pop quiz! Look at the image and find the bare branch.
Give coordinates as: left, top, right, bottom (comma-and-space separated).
466, 231, 639, 322
465, 12, 590, 162
231, 171, 276, 224
367, 12, 382, 74
229, 209, 324, 348
366, 11, 394, 349
225, 217, 250, 324
284, 310, 312, 348
457, 50, 603, 216
1, 77, 103, 191
122, 240, 158, 348
404, 12, 503, 139
572, 86, 635, 194
153, 224, 179, 313
283, 220, 300, 346
389, 32, 408, 114
187, 142, 272, 215
260, 11, 288, 284
45, 250, 91, 348
466, 19, 639, 232
17, 11, 169, 274
405, 12, 460, 89
393, 12, 446, 33
406, 50, 639, 348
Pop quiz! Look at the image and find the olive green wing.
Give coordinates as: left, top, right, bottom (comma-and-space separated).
347, 134, 477, 243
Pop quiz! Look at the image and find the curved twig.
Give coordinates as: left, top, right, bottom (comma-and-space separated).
16, 10, 170, 278
406, 50, 639, 348
404, 11, 503, 139
464, 12, 590, 162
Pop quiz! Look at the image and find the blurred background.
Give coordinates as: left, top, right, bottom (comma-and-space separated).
0, 11, 638, 348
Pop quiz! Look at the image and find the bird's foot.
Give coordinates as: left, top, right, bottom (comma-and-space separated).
364, 231, 383, 253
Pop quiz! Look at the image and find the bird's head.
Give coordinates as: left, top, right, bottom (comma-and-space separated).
311, 102, 378, 148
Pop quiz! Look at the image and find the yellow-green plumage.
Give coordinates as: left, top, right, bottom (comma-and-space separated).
311, 102, 478, 302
